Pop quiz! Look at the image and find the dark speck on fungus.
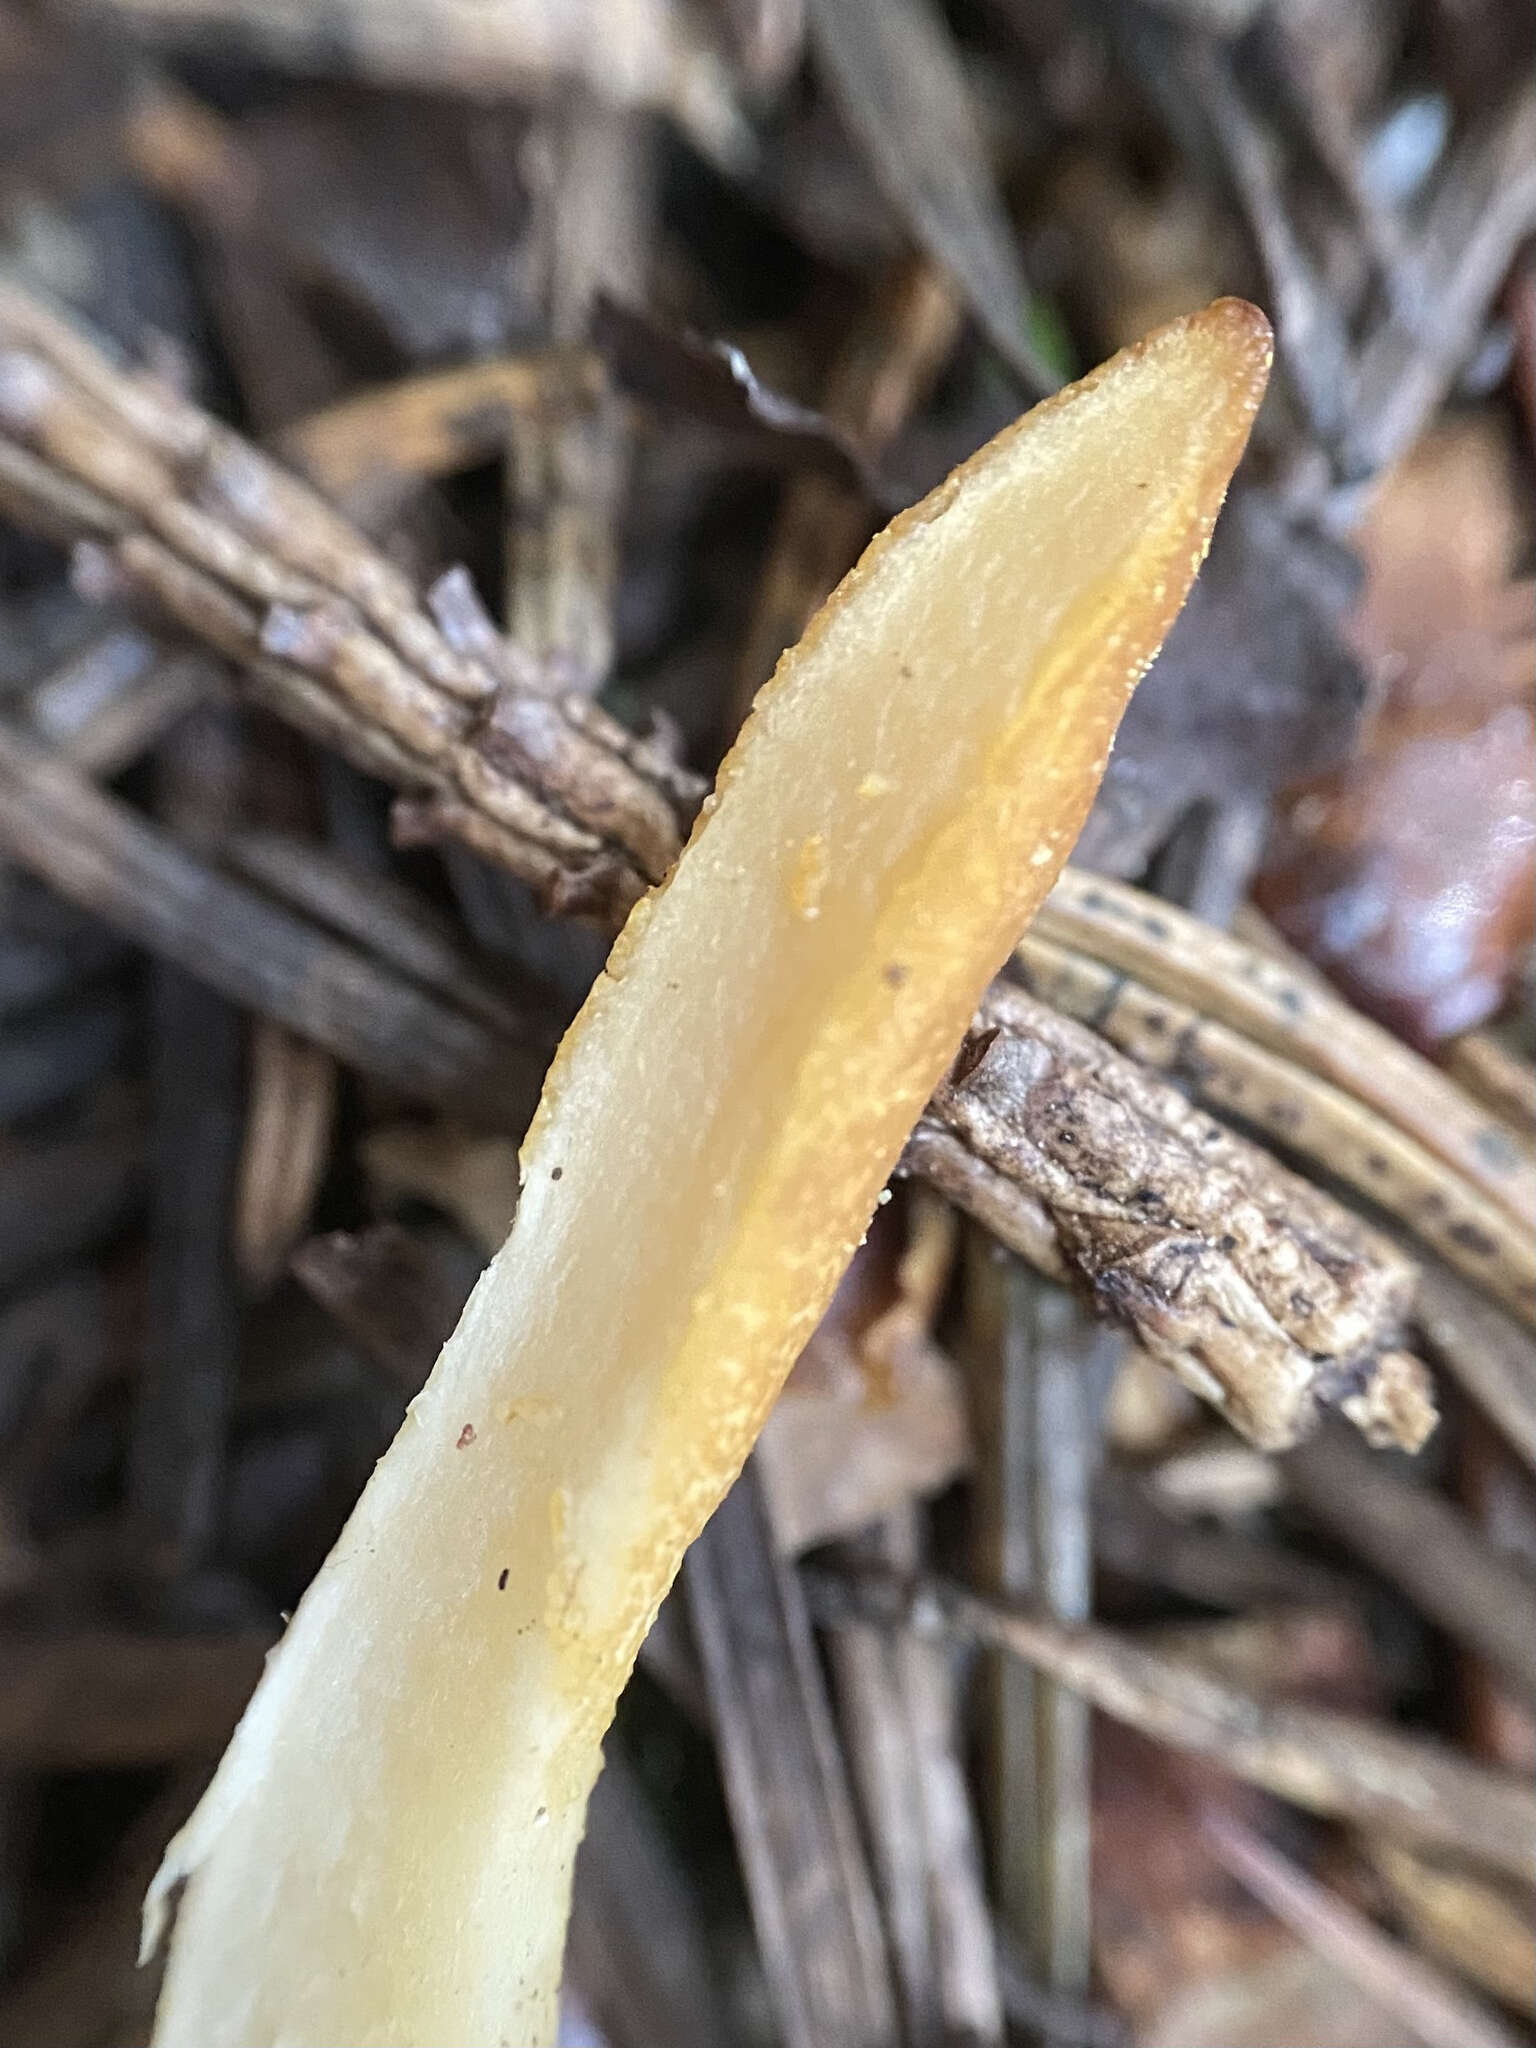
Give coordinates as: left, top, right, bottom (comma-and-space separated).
1450, 1221, 1497, 1258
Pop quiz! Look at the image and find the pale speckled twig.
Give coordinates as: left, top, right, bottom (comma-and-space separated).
1013, 928, 1536, 1325
1445, 1030, 1536, 1144
1036, 865, 1535, 1229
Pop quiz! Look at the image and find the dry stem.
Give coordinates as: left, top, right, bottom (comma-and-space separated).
812, 1570, 1536, 1886
912, 986, 1434, 1452
0, 281, 702, 930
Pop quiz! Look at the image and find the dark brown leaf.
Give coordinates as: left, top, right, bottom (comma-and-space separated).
591, 294, 897, 506
1077, 492, 1369, 880
806, 0, 1064, 397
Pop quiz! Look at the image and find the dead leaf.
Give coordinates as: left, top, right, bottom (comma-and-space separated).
1257, 418, 1536, 1046
1076, 490, 1370, 880
360, 1121, 520, 1252
293, 1222, 484, 1395
758, 1197, 970, 1551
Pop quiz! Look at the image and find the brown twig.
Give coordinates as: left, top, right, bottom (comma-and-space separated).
811, 1570, 1536, 1885
828, 1506, 1004, 2046
902, 1120, 1067, 1283
1201, 1808, 1527, 2048
827, 1527, 945, 2046
222, 828, 530, 1036
22, 623, 219, 775
1344, 85, 1536, 480
685, 1459, 899, 2048
1413, 1262, 1536, 1474
567, 1755, 733, 2048
897, 1617, 1005, 2045
1193, 37, 1351, 451
732, 256, 961, 722
235, 1019, 337, 1293
1093, 1466, 1357, 1613
292, 1222, 479, 1397
1284, 1424, 1536, 1701
1366, 1838, 1536, 2019
127, 961, 244, 1580
278, 353, 595, 512
913, 986, 1434, 1453
0, 721, 538, 1119
807, 0, 1062, 395
506, 101, 650, 696
0, 280, 703, 930
965, 1264, 1110, 2036
1445, 1031, 1536, 1142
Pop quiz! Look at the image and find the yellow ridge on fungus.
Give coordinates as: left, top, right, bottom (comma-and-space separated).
147, 299, 1271, 2048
